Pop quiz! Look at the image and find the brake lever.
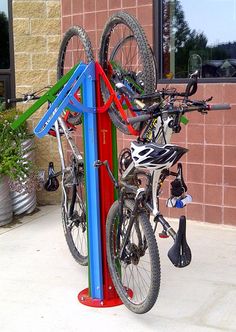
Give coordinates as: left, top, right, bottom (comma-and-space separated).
206, 96, 213, 102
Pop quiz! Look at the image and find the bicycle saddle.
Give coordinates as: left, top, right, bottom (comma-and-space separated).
168, 215, 192, 268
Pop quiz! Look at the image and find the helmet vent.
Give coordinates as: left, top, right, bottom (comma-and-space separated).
139, 157, 153, 164
157, 150, 166, 155
139, 148, 150, 156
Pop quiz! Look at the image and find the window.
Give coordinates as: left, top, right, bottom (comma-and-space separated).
0, 0, 14, 104
0, 0, 10, 70
155, 0, 236, 80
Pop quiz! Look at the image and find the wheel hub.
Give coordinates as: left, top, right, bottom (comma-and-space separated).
70, 211, 86, 232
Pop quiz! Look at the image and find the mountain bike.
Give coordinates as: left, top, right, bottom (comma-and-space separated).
95, 73, 230, 313
97, 14, 230, 313
8, 91, 88, 265
96, 12, 229, 313
7, 26, 95, 265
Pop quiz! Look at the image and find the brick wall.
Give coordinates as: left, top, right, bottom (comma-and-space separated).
12, 0, 63, 204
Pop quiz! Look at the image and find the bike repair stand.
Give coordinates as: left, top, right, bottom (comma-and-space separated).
11, 61, 133, 307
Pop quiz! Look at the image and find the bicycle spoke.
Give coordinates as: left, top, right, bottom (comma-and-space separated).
61, 158, 88, 266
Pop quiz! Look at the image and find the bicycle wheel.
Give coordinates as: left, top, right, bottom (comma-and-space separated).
61, 156, 88, 265
57, 26, 95, 125
106, 199, 161, 313
99, 11, 157, 135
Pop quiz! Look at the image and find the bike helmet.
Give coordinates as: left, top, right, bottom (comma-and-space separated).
130, 141, 188, 170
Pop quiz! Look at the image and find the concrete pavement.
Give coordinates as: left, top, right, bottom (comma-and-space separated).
0, 205, 236, 332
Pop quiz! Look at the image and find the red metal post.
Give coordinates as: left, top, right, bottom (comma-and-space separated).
95, 63, 122, 306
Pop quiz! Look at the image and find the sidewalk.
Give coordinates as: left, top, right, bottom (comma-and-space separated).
0, 205, 235, 332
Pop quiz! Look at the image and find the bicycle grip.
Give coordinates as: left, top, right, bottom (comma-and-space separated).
7, 96, 40, 103
208, 103, 231, 110
7, 97, 25, 103
127, 113, 151, 124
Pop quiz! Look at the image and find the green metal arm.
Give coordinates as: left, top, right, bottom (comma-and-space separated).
11, 64, 79, 130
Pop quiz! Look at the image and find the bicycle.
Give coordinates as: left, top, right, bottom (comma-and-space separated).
7, 25, 95, 266
95, 73, 230, 314
97, 14, 231, 313
8, 91, 88, 265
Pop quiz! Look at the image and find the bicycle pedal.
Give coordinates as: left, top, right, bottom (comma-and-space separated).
159, 231, 169, 239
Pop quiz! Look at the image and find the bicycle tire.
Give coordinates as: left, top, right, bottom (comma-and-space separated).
57, 26, 95, 125
61, 159, 88, 266
106, 199, 161, 313
99, 11, 157, 135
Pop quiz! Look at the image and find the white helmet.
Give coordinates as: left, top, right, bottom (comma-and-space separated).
130, 141, 188, 170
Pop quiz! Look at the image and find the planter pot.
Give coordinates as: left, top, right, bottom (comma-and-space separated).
10, 138, 37, 215
0, 176, 13, 226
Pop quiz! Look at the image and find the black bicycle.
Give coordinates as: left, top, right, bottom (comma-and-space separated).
96, 74, 230, 313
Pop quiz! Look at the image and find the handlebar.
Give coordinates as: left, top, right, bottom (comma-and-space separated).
127, 103, 231, 124
128, 113, 152, 124
207, 103, 231, 111
7, 95, 40, 104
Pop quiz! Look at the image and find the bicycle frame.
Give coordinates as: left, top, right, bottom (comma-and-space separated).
54, 116, 83, 217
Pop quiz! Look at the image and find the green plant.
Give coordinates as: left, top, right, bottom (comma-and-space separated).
0, 108, 34, 180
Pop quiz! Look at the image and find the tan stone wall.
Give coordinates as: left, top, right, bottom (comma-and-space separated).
12, 0, 63, 205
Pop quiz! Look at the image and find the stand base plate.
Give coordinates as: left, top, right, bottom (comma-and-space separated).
78, 288, 123, 308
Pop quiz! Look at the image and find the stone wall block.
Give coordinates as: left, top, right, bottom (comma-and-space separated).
31, 18, 61, 35
15, 70, 49, 86
31, 52, 58, 70
47, 35, 61, 52
48, 70, 57, 85
47, 1, 61, 18
14, 36, 47, 53
13, 1, 46, 18
13, 18, 30, 35
14, 54, 31, 70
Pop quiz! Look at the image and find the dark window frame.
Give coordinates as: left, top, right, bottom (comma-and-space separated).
0, 0, 15, 101
153, 0, 236, 83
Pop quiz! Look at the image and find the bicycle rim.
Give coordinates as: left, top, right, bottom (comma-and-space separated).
106, 199, 161, 313
99, 11, 157, 135
61, 162, 88, 265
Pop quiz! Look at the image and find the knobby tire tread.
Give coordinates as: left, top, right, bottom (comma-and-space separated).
57, 26, 94, 125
